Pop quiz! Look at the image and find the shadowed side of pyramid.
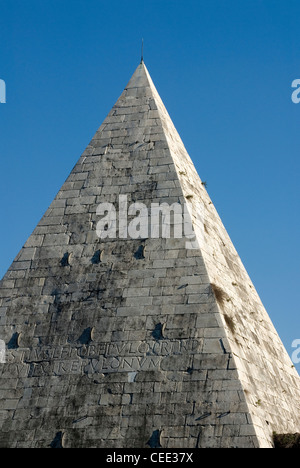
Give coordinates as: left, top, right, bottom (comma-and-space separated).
142, 64, 300, 445
0, 62, 299, 448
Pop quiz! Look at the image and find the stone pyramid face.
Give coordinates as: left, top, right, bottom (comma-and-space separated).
0, 62, 299, 448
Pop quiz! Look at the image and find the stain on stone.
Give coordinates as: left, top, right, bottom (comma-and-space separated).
224, 314, 236, 334
50, 432, 64, 449
91, 250, 102, 264
152, 323, 165, 341
7, 332, 20, 350
134, 245, 145, 260
51, 289, 63, 315
273, 433, 300, 449
78, 328, 93, 345
60, 252, 71, 267
147, 430, 162, 448
211, 283, 227, 307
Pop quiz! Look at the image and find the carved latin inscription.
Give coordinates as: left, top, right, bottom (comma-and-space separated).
18, 339, 202, 377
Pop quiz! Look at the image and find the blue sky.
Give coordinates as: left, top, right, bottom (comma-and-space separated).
0, 0, 299, 372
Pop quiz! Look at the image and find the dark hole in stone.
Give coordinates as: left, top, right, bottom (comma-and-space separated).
134, 245, 145, 260
217, 411, 231, 419
60, 252, 70, 267
177, 284, 188, 290
7, 332, 20, 350
91, 249, 102, 264
78, 328, 93, 345
186, 367, 193, 375
152, 323, 165, 341
147, 430, 162, 449
195, 412, 212, 421
50, 432, 64, 449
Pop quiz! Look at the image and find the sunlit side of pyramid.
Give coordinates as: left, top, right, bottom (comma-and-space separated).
0, 62, 299, 448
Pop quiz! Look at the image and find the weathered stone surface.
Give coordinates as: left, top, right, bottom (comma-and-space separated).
0, 61, 299, 448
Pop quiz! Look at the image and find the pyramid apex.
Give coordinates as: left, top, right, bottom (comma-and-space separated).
125, 60, 151, 89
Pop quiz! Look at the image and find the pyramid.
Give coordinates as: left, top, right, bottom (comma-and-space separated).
0, 61, 299, 448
